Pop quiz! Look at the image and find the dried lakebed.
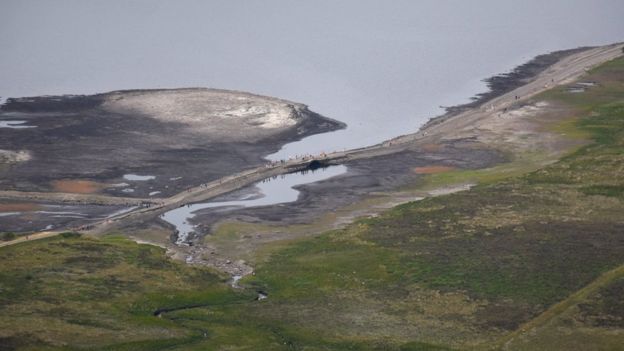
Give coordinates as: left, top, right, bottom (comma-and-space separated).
0, 201, 130, 233
0, 88, 345, 198
0, 88, 345, 232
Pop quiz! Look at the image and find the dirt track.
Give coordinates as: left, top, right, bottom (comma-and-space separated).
0, 231, 60, 248
0, 190, 152, 206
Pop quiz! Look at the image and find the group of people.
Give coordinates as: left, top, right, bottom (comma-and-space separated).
264, 152, 331, 169
75, 224, 95, 231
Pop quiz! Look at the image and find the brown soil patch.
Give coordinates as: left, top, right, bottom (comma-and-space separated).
413, 166, 455, 174
0, 203, 40, 212
421, 143, 443, 152
51, 180, 103, 194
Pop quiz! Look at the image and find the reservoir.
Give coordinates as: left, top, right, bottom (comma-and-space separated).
1, 1, 623, 160
2, 2, 623, 235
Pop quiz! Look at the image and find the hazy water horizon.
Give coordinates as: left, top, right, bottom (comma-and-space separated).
2, 1, 623, 158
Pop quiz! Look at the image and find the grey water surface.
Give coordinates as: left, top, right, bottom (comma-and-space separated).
1, 1, 623, 158
163, 165, 347, 244
2, 1, 623, 234
0, 120, 36, 129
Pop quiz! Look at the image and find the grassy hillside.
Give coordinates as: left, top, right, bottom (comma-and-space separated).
1, 57, 623, 350
0, 234, 252, 350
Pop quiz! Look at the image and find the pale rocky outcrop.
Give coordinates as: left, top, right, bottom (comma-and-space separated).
101, 88, 306, 142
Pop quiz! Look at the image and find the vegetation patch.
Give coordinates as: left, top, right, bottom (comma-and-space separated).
413, 166, 455, 174
0, 235, 248, 350
0, 232, 16, 241
577, 276, 624, 328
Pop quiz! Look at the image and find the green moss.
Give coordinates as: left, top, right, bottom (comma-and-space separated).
249, 233, 402, 299
580, 184, 624, 197
60, 231, 81, 238
0, 232, 17, 241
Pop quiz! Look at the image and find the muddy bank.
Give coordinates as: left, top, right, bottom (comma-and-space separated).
174, 47, 596, 240
0, 199, 128, 233
0, 89, 345, 198
157, 44, 624, 249
180, 139, 504, 243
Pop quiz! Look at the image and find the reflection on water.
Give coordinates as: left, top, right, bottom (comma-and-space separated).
0, 120, 36, 129
123, 174, 156, 181
163, 165, 347, 245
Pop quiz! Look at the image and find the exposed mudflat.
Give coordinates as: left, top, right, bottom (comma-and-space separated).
183, 139, 504, 243
0, 198, 127, 233
0, 89, 344, 199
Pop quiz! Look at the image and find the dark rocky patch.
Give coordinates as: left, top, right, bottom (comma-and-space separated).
0, 90, 344, 198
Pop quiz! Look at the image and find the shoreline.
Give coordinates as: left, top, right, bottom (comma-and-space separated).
420, 46, 594, 130
0, 88, 345, 199
1, 43, 622, 264
153, 42, 624, 275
